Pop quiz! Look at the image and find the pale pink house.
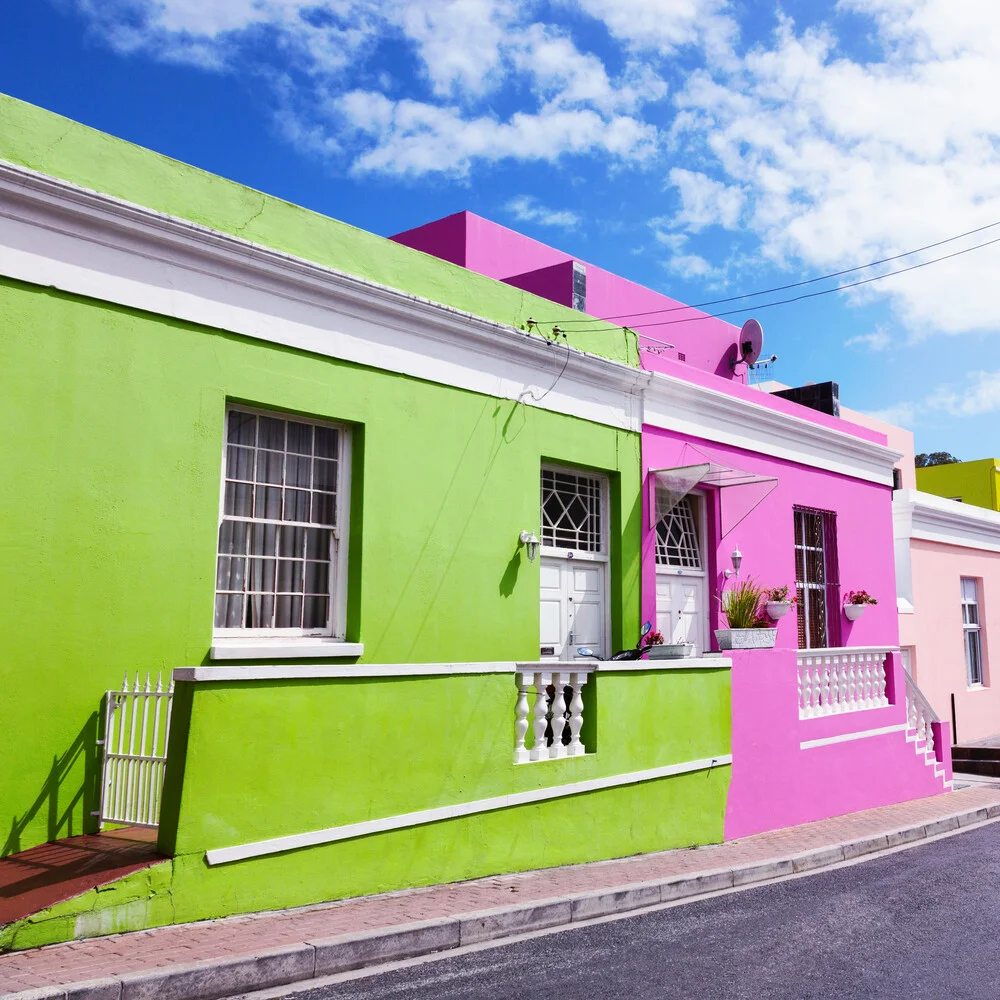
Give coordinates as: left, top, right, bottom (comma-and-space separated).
393, 211, 953, 836
846, 412, 1000, 747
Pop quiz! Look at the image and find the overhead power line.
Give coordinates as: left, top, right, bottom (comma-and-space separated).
563, 233, 1000, 335
538, 218, 1000, 327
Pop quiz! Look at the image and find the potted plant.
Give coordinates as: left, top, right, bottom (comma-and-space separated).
764, 584, 796, 621
644, 628, 694, 660
844, 589, 878, 621
714, 578, 778, 650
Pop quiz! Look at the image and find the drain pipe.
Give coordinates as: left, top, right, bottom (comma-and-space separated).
951, 692, 958, 746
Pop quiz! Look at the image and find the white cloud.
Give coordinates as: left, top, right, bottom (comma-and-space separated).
845, 326, 892, 351
667, 253, 714, 279
672, 2, 1000, 335
927, 369, 1000, 417
505, 195, 580, 229
668, 168, 744, 232
864, 402, 916, 428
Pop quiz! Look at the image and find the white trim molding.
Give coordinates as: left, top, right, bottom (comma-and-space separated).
643, 375, 902, 486
209, 641, 365, 661
204, 754, 733, 865
0, 160, 648, 432
800, 723, 907, 750
176, 661, 518, 681
894, 489, 1000, 553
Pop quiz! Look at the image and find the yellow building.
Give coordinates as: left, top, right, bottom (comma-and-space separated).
916, 458, 1000, 511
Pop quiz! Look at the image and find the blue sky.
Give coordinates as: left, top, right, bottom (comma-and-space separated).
4, 0, 1000, 459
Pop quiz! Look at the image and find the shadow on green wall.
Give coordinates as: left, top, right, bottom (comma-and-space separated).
2, 713, 99, 858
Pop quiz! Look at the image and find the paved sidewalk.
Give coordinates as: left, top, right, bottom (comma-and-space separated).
3, 786, 1000, 999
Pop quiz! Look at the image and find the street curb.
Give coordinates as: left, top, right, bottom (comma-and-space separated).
6, 803, 1000, 1000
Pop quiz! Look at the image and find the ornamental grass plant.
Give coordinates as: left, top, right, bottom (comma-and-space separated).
720, 577, 768, 629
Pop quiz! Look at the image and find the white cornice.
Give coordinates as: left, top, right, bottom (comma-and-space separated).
894, 488, 1000, 553
643, 374, 902, 486
0, 161, 649, 431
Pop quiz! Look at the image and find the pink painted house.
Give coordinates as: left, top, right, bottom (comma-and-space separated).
395, 212, 953, 835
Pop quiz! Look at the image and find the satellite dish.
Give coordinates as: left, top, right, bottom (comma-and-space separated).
734, 318, 763, 367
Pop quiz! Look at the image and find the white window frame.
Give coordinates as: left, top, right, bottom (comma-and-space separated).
962, 577, 985, 688
539, 464, 610, 564
795, 507, 831, 651
654, 490, 709, 654
213, 404, 352, 643
539, 464, 611, 658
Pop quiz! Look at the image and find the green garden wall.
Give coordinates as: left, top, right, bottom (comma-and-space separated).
0, 276, 642, 858
160, 665, 731, 924
0, 93, 636, 368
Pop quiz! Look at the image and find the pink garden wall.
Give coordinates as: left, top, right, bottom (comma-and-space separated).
640, 425, 947, 838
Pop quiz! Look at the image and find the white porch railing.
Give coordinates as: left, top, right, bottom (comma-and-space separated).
904, 671, 939, 756
513, 666, 595, 763
797, 647, 891, 719
98, 672, 174, 828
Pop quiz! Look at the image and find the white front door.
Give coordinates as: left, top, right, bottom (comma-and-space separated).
653, 494, 707, 655
540, 556, 606, 660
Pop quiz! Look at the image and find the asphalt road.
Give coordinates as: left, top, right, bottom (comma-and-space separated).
275, 821, 1000, 1000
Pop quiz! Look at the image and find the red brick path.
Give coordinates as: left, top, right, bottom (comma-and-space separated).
0, 829, 161, 927
2, 788, 999, 994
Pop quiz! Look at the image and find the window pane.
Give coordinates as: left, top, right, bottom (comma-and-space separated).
312, 492, 337, 526
315, 426, 339, 458
225, 483, 252, 518
277, 559, 304, 594
805, 549, 826, 585
275, 594, 303, 628
226, 446, 255, 482
246, 557, 276, 593
258, 416, 285, 451
216, 556, 245, 592
250, 522, 277, 557
215, 592, 244, 629
967, 629, 984, 685
541, 469, 603, 552
305, 560, 329, 595
303, 596, 329, 629
246, 593, 275, 629
257, 450, 284, 485
228, 412, 256, 445
256, 485, 282, 520
305, 527, 329, 560
286, 421, 313, 455
284, 489, 310, 522
218, 520, 248, 555
314, 458, 338, 492
286, 454, 312, 489
808, 592, 827, 648
279, 525, 307, 559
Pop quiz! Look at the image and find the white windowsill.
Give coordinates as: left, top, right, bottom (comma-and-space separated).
210, 639, 364, 660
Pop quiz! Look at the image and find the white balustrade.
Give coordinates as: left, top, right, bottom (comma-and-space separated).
513, 668, 593, 763
904, 671, 938, 756
797, 648, 891, 719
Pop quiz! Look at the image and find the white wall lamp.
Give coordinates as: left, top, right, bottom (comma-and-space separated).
519, 530, 540, 564
724, 545, 743, 579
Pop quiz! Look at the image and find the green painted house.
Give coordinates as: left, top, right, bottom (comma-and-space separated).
0, 95, 732, 947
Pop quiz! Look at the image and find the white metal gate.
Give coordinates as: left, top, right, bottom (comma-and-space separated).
98, 672, 174, 828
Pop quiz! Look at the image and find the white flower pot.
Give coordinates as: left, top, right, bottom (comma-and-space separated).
844, 604, 866, 622
766, 601, 792, 620
714, 628, 778, 650
647, 643, 694, 659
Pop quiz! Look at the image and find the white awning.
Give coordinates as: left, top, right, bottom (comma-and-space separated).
649, 459, 778, 537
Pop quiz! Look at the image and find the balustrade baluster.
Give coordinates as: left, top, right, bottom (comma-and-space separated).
513, 674, 531, 764
821, 664, 831, 712
549, 673, 568, 759
530, 672, 549, 762
811, 663, 823, 715
837, 658, 849, 711
875, 656, 888, 705
567, 673, 585, 756
847, 659, 857, 709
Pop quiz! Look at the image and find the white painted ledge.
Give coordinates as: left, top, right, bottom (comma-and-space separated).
205, 753, 733, 865
598, 655, 731, 672
800, 723, 907, 750
177, 661, 515, 681
210, 640, 364, 661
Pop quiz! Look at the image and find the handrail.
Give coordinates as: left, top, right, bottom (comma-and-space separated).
903, 671, 939, 755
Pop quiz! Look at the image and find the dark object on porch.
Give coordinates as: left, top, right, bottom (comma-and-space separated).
950, 743, 1000, 778
771, 381, 840, 418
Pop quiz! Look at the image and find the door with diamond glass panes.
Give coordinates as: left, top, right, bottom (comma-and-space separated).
539, 467, 608, 660
654, 492, 707, 654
